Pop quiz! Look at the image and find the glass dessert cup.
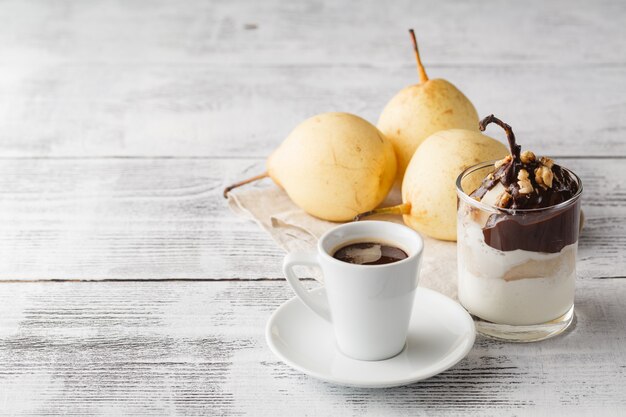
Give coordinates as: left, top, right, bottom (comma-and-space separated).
456, 161, 583, 342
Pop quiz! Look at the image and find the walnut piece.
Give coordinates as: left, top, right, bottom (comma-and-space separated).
517, 169, 529, 181
540, 156, 554, 169
497, 192, 512, 208
494, 155, 512, 169
518, 179, 533, 194
535, 166, 554, 188
520, 150, 536, 164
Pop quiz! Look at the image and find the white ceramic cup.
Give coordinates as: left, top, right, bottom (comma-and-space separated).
283, 221, 424, 361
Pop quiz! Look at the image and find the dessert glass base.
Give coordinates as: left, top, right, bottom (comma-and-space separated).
471, 305, 575, 342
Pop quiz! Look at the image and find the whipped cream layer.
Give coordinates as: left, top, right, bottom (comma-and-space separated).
457, 218, 576, 325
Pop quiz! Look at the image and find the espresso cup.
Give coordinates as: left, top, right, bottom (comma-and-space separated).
283, 221, 424, 361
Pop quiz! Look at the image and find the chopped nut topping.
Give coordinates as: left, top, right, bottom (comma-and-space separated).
534, 166, 554, 188
518, 179, 533, 194
487, 173, 495, 180
497, 192, 512, 208
520, 150, 536, 164
534, 168, 544, 188
494, 155, 512, 169
540, 156, 554, 169
543, 170, 553, 187
539, 166, 554, 188
517, 169, 529, 181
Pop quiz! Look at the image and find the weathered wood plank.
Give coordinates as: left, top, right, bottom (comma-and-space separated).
0, 279, 624, 416
0, 158, 281, 280
0, 0, 625, 158
1, 64, 625, 158
0, 1, 623, 416
0, 0, 623, 66
0, 157, 623, 280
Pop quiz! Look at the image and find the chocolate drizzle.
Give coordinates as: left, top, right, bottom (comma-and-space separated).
481, 203, 580, 253
469, 115, 581, 253
479, 115, 520, 185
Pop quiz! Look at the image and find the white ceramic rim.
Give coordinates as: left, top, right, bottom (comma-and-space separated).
316, 220, 424, 269
265, 287, 476, 388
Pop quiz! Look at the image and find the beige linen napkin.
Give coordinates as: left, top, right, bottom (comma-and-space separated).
227, 186, 458, 300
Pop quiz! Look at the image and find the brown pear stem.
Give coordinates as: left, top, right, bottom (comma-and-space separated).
353, 203, 411, 221
409, 29, 429, 84
223, 172, 269, 198
479, 114, 520, 183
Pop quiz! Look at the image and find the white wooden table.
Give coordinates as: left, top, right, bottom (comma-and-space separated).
0, 1, 625, 415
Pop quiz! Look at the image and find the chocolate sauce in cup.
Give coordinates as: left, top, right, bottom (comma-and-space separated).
332, 241, 408, 265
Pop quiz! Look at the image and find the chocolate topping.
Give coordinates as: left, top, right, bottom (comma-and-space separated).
469, 115, 581, 253
482, 202, 581, 253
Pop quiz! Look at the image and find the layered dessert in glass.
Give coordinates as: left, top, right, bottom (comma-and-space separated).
456, 115, 582, 341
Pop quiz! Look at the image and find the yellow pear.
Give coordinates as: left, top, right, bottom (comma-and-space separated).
355, 128, 508, 241
224, 112, 397, 222
378, 30, 479, 183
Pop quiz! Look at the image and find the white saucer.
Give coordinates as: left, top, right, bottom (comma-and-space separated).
266, 287, 476, 388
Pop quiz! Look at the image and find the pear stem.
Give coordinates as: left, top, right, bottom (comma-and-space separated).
409, 29, 429, 84
223, 172, 269, 198
479, 114, 520, 183
353, 203, 411, 221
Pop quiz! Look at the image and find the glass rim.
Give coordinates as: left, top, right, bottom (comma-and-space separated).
455, 160, 583, 214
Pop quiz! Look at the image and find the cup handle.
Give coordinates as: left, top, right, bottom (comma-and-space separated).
283, 252, 332, 323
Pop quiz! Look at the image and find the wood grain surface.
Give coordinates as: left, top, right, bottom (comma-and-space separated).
0, 280, 624, 416
0, 157, 623, 280
0, 0, 624, 415
0, 0, 625, 158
